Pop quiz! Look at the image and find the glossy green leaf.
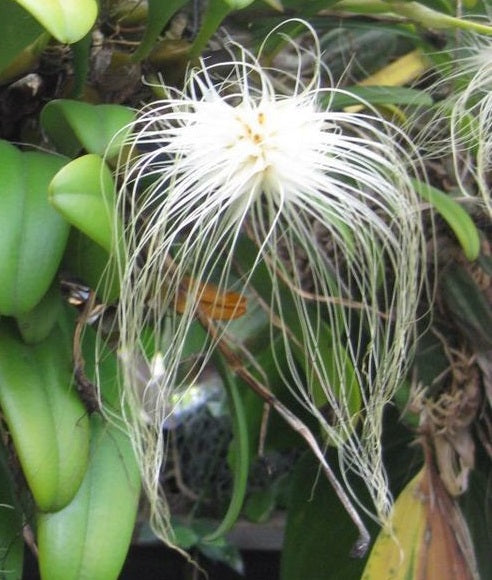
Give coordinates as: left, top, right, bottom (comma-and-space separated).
49, 154, 116, 254
413, 179, 481, 261
0, 323, 90, 512
0, 0, 44, 76
15, 282, 63, 344
224, 0, 255, 7
37, 318, 140, 579
131, 0, 189, 63
0, 439, 24, 580
12, 0, 98, 44
41, 99, 135, 158
37, 415, 140, 580
0, 141, 69, 316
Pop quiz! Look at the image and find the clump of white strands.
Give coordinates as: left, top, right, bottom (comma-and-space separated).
108, 22, 428, 546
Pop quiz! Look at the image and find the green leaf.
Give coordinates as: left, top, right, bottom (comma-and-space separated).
384, 1, 492, 34
223, 0, 255, 7
70, 33, 93, 98
0, 0, 44, 76
15, 282, 63, 344
36, 323, 140, 579
37, 415, 140, 580
460, 467, 492, 580
49, 154, 116, 254
0, 322, 90, 512
440, 264, 492, 352
328, 86, 433, 109
244, 488, 277, 523
281, 409, 417, 580
108, 0, 149, 26
204, 353, 250, 542
0, 141, 69, 316
0, 439, 24, 580
197, 540, 244, 575
281, 453, 373, 580
41, 99, 135, 158
172, 523, 200, 550
131, 0, 190, 63
62, 229, 120, 303
191, 524, 244, 575
413, 179, 481, 261
12, 0, 98, 44
189, 0, 254, 59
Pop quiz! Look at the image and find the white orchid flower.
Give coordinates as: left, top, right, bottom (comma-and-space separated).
417, 30, 492, 217
109, 22, 428, 542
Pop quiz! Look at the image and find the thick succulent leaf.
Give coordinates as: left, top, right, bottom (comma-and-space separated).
12, 0, 98, 44
49, 154, 116, 254
37, 416, 140, 580
41, 99, 135, 158
0, 141, 69, 316
15, 282, 63, 344
0, 0, 44, 76
0, 323, 90, 512
37, 325, 140, 580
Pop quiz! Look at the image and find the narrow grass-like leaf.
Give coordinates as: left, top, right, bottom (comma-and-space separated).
329, 86, 433, 110
413, 179, 480, 261
204, 353, 250, 541
131, 0, 189, 63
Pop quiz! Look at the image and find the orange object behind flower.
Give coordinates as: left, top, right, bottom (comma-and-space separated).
175, 276, 247, 321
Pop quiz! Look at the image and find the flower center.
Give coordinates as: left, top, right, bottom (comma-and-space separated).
239, 110, 268, 152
